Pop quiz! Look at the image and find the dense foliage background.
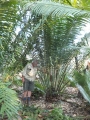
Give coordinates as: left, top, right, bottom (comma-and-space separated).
0, 0, 90, 119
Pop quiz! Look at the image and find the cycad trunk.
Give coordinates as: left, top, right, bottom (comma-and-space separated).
39, 64, 69, 102
45, 85, 59, 102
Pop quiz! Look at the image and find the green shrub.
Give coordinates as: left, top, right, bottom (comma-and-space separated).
46, 107, 73, 120
22, 105, 41, 120
32, 81, 45, 99
22, 105, 74, 120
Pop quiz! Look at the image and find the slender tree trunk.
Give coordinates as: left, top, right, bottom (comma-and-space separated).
75, 56, 78, 70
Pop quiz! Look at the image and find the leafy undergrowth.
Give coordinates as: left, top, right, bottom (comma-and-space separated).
18, 87, 90, 120
21, 105, 74, 120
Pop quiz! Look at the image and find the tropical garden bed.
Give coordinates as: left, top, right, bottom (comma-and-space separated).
18, 86, 90, 120
1, 0, 90, 120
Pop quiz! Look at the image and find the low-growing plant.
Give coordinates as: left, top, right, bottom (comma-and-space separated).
45, 107, 73, 120
32, 81, 45, 99
22, 105, 41, 120
22, 106, 75, 120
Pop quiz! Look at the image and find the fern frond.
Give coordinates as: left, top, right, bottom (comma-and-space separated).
23, 1, 90, 17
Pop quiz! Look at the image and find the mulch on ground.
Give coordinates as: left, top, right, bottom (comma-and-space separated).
17, 86, 90, 120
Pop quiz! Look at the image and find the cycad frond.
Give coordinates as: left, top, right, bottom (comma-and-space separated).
24, 1, 90, 17
68, 70, 90, 102
0, 82, 20, 120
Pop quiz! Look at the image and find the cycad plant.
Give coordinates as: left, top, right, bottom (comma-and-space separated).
0, 81, 21, 120
38, 59, 70, 101
20, 0, 90, 101
68, 70, 90, 102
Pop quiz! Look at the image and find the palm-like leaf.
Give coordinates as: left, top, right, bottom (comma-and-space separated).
21, 1, 90, 67
24, 1, 90, 17
0, 82, 20, 120
68, 70, 90, 102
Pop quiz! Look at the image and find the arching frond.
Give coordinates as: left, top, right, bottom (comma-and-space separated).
23, 1, 90, 17
0, 82, 20, 120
